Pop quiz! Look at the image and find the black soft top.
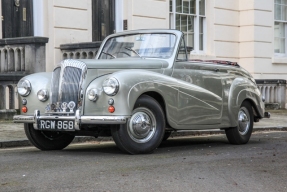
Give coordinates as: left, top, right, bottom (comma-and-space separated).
189, 59, 240, 67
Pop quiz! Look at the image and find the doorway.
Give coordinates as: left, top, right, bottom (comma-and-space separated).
1, 0, 34, 38
92, 0, 115, 41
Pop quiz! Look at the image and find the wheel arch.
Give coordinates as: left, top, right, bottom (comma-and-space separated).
139, 91, 171, 128
242, 98, 262, 120
228, 77, 264, 127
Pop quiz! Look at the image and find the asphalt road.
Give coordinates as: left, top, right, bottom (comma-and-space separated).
0, 131, 287, 192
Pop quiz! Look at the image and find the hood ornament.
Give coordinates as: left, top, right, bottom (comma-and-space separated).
68, 101, 76, 112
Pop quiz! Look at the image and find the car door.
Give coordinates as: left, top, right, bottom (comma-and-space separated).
172, 61, 224, 125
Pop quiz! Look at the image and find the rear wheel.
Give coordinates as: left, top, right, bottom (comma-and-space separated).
225, 101, 254, 144
24, 123, 75, 150
111, 95, 165, 154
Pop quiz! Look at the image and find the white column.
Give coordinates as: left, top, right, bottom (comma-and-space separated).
115, 0, 123, 32
33, 0, 44, 36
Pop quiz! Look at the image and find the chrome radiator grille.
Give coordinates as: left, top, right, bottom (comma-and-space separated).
50, 60, 87, 113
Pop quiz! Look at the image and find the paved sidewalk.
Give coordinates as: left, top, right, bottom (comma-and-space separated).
0, 109, 287, 148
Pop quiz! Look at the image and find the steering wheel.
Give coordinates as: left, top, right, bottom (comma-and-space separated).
114, 52, 131, 57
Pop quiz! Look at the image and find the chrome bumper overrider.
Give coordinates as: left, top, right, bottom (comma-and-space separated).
13, 110, 129, 131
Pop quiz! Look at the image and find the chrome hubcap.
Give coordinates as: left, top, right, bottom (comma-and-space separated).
238, 107, 250, 135
128, 107, 156, 143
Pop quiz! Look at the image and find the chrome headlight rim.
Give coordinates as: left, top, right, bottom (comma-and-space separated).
37, 89, 49, 102
87, 88, 98, 101
102, 77, 119, 96
17, 79, 32, 97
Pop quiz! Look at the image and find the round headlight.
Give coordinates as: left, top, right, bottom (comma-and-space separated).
17, 79, 32, 96
37, 89, 49, 101
87, 89, 98, 101
102, 77, 119, 96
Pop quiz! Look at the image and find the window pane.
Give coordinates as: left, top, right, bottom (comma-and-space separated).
176, 0, 182, 13
275, 4, 282, 20
187, 33, 194, 47
283, 0, 287, 5
190, 0, 196, 14
274, 22, 280, 38
177, 37, 187, 60
199, 34, 203, 50
274, 22, 285, 38
183, 0, 189, 13
199, 17, 204, 50
280, 22, 285, 37
199, 0, 205, 16
274, 37, 280, 53
199, 17, 204, 33
184, 34, 187, 47
188, 16, 194, 32
181, 15, 187, 32
280, 38, 285, 53
170, 14, 174, 28
170, 0, 172, 12
284, 5, 287, 20
283, 5, 287, 20
274, 22, 286, 53
176, 14, 181, 30
275, 0, 281, 4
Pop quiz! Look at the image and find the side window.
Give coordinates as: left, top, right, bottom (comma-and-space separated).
177, 37, 188, 61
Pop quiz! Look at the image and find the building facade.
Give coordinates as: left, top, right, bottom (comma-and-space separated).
0, 0, 286, 109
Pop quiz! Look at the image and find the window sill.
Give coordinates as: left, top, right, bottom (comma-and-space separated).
272, 56, 287, 64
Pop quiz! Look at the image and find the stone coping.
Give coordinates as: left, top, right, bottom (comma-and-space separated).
0, 36, 49, 45
255, 79, 286, 84
60, 41, 102, 50
0, 73, 26, 81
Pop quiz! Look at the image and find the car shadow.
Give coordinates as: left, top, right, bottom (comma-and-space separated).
27, 134, 264, 155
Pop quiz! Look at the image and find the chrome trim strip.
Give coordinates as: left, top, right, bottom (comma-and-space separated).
33, 110, 40, 129
13, 115, 34, 123
75, 109, 81, 130
45, 111, 74, 115
13, 110, 129, 129
81, 116, 127, 124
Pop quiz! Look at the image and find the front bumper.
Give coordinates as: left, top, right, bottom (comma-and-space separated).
13, 110, 129, 131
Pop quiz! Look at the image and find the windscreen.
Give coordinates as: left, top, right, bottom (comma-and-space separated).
99, 33, 176, 59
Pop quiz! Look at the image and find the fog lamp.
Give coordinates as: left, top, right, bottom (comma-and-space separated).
37, 89, 49, 102
87, 89, 98, 101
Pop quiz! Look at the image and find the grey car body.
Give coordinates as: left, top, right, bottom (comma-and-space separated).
14, 29, 265, 154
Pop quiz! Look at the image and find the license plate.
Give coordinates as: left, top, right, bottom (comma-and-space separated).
39, 120, 75, 131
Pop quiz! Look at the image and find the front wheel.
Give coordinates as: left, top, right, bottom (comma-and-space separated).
225, 101, 254, 144
24, 123, 75, 150
111, 95, 166, 154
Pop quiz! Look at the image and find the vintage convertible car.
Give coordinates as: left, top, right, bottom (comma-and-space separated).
14, 29, 267, 154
